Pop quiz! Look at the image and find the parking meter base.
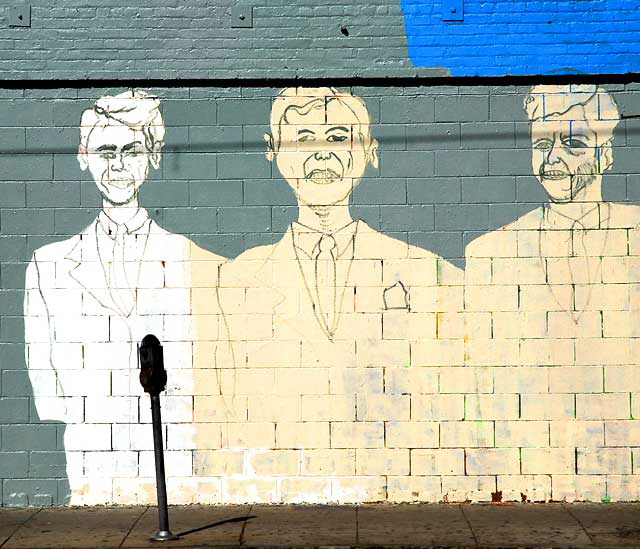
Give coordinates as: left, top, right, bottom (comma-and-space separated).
151, 530, 179, 542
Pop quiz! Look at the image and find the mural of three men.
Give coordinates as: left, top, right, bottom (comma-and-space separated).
23, 84, 640, 504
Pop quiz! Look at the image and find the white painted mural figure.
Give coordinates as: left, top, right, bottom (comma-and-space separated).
209, 87, 464, 503
465, 84, 640, 388
24, 90, 224, 505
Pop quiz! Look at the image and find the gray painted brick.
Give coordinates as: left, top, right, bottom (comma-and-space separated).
2, 479, 58, 506
372, 124, 406, 151
0, 129, 25, 153
0, 155, 52, 181
190, 180, 244, 207
0, 290, 22, 316
490, 203, 538, 230
0, 452, 28, 477
407, 177, 461, 204
244, 233, 282, 251
242, 125, 270, 153
163, 127, 189, 153
217, 152, 271, 179
0, 236, 27, 261
460, 122, 516, 149
515, 176, 548, 203
435, 204, 490, 231
610, 147, 640, 175
52, 100, 88, 126
162, 152, 217, 180
602, 174, 627, 203
1, 425, 57, 451
0, 370, 32, 398
490, 93, 527, 122
28, 452, 68, 479
435, 150, 488, 177
352, 178, 407, 205
380, 96, 434, 124
271, 206, 298, 232
217, 99, 271, 125
624, 119, 640, 147
379, 204, 434, 232
25, 127, 76, 155
0, 344, 26, 371
139, 180, 190, 207
26, 182, 81, 208
515, 121, 532, 149
53, 208, 96, 236
462, 176, 516, 203
0, 263, 27, 289
0, 182, 26, 208
380, 151, 434, 178
53, 154, 89, 182
406, 123, 460, 150
191, 234, 241, 259
0, 101, 54, 127
190, 126, 243, 153
162, 99, 216, 127
243, 179, 295, 206
80, 181, 103, 207
218, 207, 271, 233
489, 149, 531, 176
351, 205, 381, 230
435, 96, 489, 122
1, 209, 54, 235
162, 207, 217, 234
0, 398, 29, 423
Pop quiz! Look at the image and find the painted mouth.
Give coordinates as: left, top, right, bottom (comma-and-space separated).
541, 170, 570, 180
306, 169, 341, 185
106, 178, 134, 189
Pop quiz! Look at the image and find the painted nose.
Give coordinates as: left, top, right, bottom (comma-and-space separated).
314, 150, 332, 161
111, 153, 126, 172
545, 140, 563, 165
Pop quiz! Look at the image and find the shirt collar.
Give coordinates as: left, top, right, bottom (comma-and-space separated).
98, 208, 150, 239
291, 219, 359, 260
542, 203, 605, 231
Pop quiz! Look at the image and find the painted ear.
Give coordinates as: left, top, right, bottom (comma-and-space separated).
600, 143, 614, 173
149, 142, 163, 170
264, 133, 275, 162
77, 144, 89, 171
368, 138, 379, 169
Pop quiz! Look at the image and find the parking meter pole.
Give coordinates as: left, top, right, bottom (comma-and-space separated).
150, 394, 173, 541
138, 334, 178, 542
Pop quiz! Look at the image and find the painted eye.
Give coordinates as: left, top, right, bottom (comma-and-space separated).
563, 138, 588, 149
533, 140, 552, 151
327, 134, 348, 142
100, 152, 116, 160
298, 134, 314, 142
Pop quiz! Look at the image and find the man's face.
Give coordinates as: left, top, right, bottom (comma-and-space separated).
84, 123, 151, 206
531, 113, 604, 203
272, 99, 374, 207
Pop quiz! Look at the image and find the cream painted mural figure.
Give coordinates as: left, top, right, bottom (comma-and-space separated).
207, 88, 464, 503
24, 90, 224, 505
466, 85, 640, 363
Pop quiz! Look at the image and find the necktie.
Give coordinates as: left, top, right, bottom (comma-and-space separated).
108, 226, 136, 318
314, 234, 338, 339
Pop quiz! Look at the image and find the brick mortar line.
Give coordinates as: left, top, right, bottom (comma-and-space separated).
0, 507, 42, 549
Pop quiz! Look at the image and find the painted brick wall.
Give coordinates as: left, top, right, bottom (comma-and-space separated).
2, 84, 640, 506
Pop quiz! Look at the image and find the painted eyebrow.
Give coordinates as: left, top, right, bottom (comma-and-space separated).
96, 145, 117, 152
297, 129, 315, 135
325, 126, 350, 133
122, 141, 143, 152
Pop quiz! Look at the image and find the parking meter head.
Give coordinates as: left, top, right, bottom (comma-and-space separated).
138, 334, 167, 395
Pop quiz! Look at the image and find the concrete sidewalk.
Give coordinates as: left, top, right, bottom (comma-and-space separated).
1, 503, 640, 548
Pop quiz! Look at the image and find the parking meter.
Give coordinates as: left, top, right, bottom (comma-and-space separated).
138, 334, 177, 542
139, 334, 167, 396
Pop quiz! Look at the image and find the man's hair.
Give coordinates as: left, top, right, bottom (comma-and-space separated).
79, 89, 165, 153
269, 87, 373, 151
524, 84, 620, 145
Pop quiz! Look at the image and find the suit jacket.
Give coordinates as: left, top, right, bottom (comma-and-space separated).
464, 202, 640, 367
216, 220, 464, 392
24, 211, 224, 504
